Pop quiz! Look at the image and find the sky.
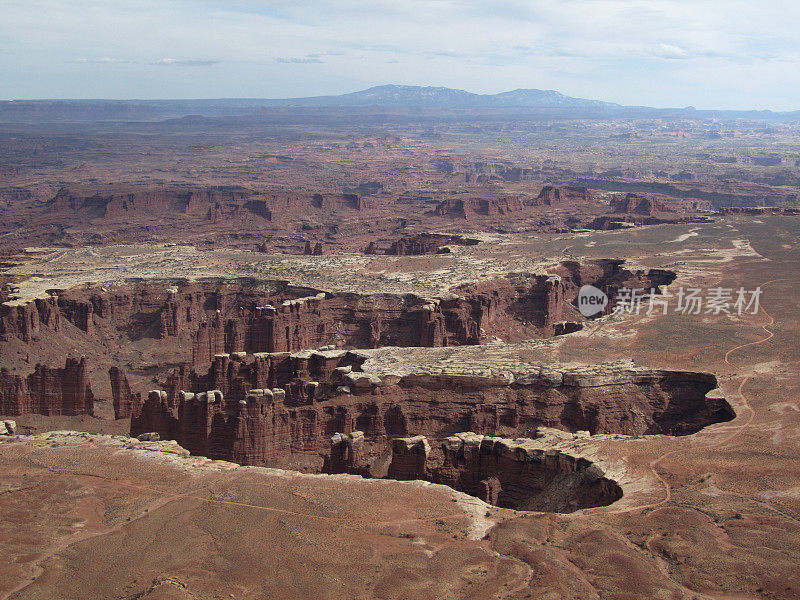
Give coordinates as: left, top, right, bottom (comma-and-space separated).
1, 0, 799, 110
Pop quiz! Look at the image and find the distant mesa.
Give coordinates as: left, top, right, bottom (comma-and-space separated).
2, 85, 798, 122
266, 85, 621, 109
610, 193, 668, 216
432, 186, 595, 219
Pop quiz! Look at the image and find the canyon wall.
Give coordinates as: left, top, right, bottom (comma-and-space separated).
394, 432, 623, 512
130, 351, 734, 467
109, 366, 141, 420
47, 187, 375, 223
433, 197, 527, 218
432, 186, 595, 218
2, 261, 675, 375
0, 297, 61, 343
0, 357, 94, 416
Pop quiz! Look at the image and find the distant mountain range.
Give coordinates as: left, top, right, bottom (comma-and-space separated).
0, 85, 796, 122
258, 85, 621, 109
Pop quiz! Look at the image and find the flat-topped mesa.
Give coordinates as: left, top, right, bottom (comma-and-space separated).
611, 193, 669, 216
433, 197, 526, 219
381, 233, 479, 256
431, 186, 595, 220
532, 185, 595, 207
1, 261, 676, 370
0, 357, 94, 416
130, 354, 734, 468
47, 186, 254, 220
46, 186, 374, 223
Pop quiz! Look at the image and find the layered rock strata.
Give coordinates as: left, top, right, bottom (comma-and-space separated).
432, 186, 595, 219
430, 432, 622, 511
130, 353, 734, 469
2, 261, 674, 368
109, 366, 141, 420
374, 430, 622, 512
0, 357, 94, 416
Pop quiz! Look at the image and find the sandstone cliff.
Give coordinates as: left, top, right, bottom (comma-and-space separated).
109, 366, 141, 420
130, 353, 733, 468
0, 357, 94, 416
611, 193, 668, 216
532, 185, 595, 207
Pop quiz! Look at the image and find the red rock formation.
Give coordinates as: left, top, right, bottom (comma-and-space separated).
309, 193, 374, 211
554, 259, 676, 315
0, 357, 94, 416
364, 234, 478, 256
322, 431, 366, 474
432, 187, 594, 218
387, 435, 430, 480
48, 186, 253, 220
433, 197, 525, 219
532, 185, 594, 207
429, 433, 622, 511
46, 187, 375, 231
387, 235, 445, 255
109, 366, 141, 420
188, 282, 562, 366
131, 355, 733, 468
462, 163, 537, 183
0, 297, 60, 342
2, 263, 672, 369
611, 193, 668, 216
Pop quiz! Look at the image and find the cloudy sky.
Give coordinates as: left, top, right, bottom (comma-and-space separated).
1, 0, 799, 109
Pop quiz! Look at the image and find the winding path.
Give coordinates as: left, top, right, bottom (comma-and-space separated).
607, 278, 786, 516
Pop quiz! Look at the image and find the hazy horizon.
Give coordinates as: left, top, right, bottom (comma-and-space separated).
2, 1, 799, 111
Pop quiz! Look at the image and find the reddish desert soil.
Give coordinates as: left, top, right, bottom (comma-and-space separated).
2, 216, 800, 599
3, 106, 800, 599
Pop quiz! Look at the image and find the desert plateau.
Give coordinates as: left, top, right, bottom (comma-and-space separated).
2, 2, 800, 598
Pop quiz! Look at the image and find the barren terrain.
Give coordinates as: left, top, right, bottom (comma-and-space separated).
2, 104, 800, 599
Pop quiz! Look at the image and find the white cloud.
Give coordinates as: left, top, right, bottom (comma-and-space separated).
151, 58, 219, 66
73, 57, 132, 64
276, 57, 323, 64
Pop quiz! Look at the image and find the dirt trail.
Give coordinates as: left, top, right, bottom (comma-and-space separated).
606, 278, 786, 516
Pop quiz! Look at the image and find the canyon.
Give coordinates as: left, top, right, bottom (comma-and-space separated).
0, 258, 675, 365
2, 96, 800, 599
124, 348, 732, 510
0, 250, 711, 512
